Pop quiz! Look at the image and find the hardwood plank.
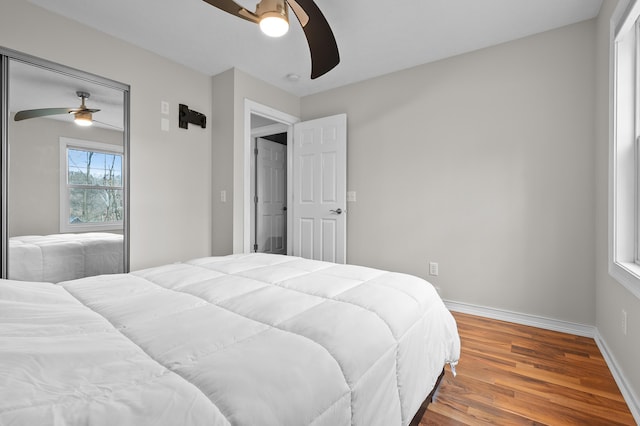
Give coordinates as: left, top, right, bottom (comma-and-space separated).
418, 312, 636, 425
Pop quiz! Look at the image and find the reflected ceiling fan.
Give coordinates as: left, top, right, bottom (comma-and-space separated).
201, 0, 340, 79
14, 91, 100, 127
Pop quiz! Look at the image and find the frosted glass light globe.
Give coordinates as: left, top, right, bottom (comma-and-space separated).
260, 15, 289, 37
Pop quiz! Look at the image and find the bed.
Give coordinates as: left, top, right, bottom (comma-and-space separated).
0, 253, 460, 425
8, 232, 124, 282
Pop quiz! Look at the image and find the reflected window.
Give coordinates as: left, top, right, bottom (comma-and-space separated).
60, 137, 123, 232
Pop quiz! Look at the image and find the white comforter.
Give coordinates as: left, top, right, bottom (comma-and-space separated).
0, 253, 460, 426
9, 233, 124, 283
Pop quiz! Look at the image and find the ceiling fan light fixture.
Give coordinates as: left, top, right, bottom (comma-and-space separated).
74, 110, 93, 126
257, 0, 289, 37
260, 15, 289, 37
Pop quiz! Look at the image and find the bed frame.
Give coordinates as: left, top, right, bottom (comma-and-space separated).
409, 369, 445, 426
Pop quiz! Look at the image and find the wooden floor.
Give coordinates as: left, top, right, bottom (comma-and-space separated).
418, 312, 636, 425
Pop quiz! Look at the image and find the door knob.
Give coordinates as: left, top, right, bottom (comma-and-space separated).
330, 208, 343, 215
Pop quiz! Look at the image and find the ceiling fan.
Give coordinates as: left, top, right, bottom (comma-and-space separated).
14, 91, 100, 127
201, 0, 340, 79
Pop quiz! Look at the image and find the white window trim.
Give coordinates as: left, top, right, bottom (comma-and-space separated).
59, 137, 124, 233
611, 0, 640, 300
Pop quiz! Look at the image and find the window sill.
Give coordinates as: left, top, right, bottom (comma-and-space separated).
610, 261, 640, 300
60, 223, 123, 234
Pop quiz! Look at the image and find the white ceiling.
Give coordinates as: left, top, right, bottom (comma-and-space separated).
28, 0, 603, 97
9, 59, 125, 131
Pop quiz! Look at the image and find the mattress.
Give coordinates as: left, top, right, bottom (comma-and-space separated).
8, 233, 124, 282
0, 253, 460, 426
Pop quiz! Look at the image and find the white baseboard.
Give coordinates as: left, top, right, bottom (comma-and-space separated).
594, 331, 640, 424
443, 300, 640, 425
444, 300, 596, 337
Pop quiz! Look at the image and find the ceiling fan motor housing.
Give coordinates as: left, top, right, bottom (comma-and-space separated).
74, 109, 93, 126
256, 0, 288, 22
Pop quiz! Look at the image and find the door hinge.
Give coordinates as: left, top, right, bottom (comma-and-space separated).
254, 147, 259, 155
254, 195, 258, 204
253, 243, 258, 252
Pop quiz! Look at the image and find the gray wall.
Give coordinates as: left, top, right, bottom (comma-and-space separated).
210, 67, 299, 255
8, 116, 122, 236
595, 0, 640, 408
1, 0, 213, 270
211, 69, 235, 255
302, 20, 597, 326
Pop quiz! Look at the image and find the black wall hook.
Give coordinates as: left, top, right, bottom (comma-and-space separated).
179, 104, 207, 129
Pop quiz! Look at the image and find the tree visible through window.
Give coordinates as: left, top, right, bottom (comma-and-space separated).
60, 137, 123, 231
67, 148, 123, 224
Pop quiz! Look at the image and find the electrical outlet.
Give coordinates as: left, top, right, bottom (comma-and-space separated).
220, 190, 227, 203
429, 262, 439, 276
161, 101, 170, 115
622, 309, 628, 336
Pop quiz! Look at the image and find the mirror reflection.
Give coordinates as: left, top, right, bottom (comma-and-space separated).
6, 58, 128, 282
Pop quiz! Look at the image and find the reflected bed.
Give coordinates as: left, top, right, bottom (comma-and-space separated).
0, 253, 459, 425
8, 232, 123, 282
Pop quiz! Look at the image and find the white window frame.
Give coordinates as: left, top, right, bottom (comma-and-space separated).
59, 137, 124, 233
611, 0, 640, 300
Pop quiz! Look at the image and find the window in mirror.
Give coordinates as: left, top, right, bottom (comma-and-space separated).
60, 137, 124, 232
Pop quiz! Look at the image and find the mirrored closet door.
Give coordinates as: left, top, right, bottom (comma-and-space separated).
1, 48, 130, 282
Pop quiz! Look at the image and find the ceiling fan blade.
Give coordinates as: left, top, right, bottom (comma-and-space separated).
14, 107, 101, 122
201, 0, 259, 23
14, 108, 75, 121
286, 0, 340, 79
286, 0, 309, 26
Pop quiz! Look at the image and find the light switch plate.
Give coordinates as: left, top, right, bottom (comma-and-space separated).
347, 191, 357, 202
429, 262, 439, 276
161, 117, 170, 132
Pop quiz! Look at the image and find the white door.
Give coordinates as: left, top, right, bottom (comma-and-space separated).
292, 114, 347, 263
255, 138, 287, 254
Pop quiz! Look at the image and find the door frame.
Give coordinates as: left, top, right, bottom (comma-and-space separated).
250, 125, 288, 253
242, 99, 299, 254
